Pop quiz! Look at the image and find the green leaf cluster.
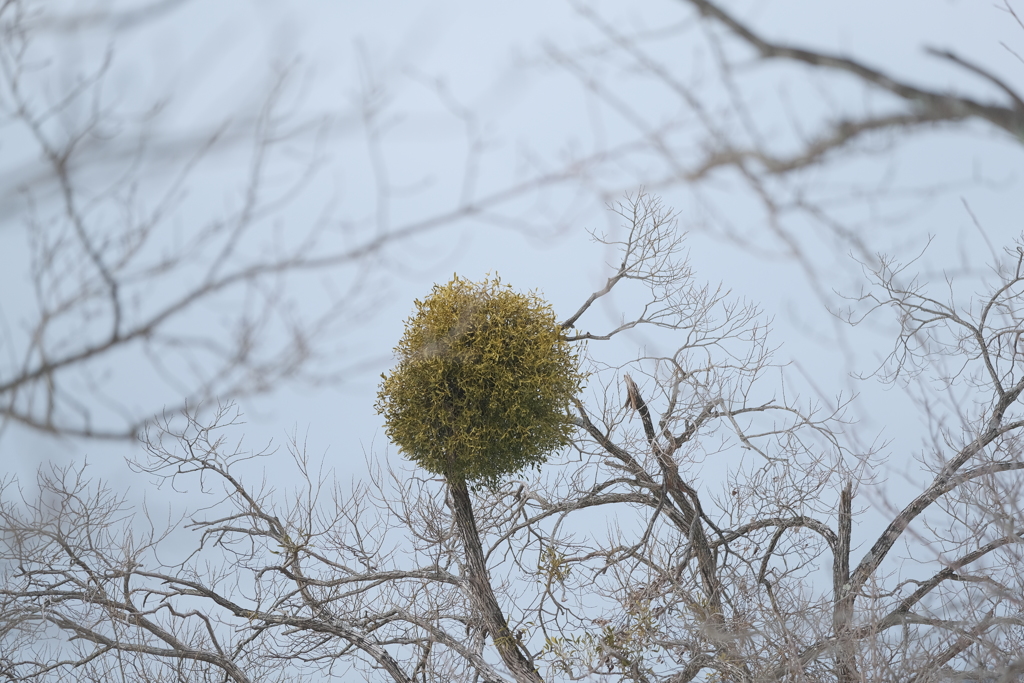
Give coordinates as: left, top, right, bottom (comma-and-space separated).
376, 276, 583, 485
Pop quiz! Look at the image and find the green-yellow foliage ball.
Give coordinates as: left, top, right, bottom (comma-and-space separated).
376, 276, 584, 485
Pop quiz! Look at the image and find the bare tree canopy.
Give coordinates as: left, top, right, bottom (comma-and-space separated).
2, 1, 1024, 682
0, 0, 604, 441
3, 192, 1023, 681
549, 0, 1024, 308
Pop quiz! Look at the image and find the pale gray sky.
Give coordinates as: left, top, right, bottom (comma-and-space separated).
2, 0, 1022, 528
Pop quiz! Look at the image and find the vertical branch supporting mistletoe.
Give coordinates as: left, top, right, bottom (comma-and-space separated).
449, 476, 543, 683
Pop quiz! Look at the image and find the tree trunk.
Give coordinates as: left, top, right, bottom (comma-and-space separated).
448, 477, 543, 683
833, 482, 859, 683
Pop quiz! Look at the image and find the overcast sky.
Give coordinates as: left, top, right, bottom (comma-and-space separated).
2, 0, 1022, 523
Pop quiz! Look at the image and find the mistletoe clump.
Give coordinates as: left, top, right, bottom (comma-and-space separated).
376, 276, 583, 485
